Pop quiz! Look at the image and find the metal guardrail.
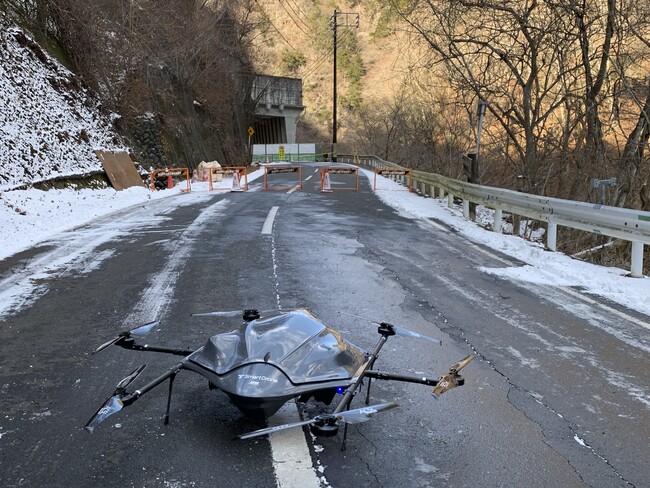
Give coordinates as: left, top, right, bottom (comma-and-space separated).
340, 154, 650, 277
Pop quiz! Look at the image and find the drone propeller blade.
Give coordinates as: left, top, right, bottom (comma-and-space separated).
93, 321, 159, 353
449, 354, 474, 373
129, 320, 160, 336
431, 374, 460, 397
191, 309, 283, 318
392, 326, 441, 345
236, 403, 399, 440
191, 310, 242, 318
340, 313, 441, 344
432, 355, 475, 397
84, 365, 146, 433
335, 402, 399, 424
94, 336, 120, 354
84, 394, 124, 433
115, 364, 146, 391
235, 419, 316, 440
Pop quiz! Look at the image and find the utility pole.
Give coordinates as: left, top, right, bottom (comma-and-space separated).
330, 10, 359, 162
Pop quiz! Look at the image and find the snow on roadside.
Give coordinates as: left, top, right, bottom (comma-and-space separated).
360, 169, 650, 318
1, 166, 648, 319
0, 170, 264, 261
1, 186, 166, 260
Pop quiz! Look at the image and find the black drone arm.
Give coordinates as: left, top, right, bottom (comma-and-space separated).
119, 364, 182, 405
365, 370, 452, 387
116, 336, 195, 356
332, 325, 394, 414
85, 362, 185, 432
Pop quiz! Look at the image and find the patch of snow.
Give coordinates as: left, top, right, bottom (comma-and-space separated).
0, 18, 125, 190
361, 169, 650, 318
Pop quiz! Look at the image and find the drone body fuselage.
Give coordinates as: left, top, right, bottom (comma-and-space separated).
184, 309, 367, 417
86, 308, 470, 439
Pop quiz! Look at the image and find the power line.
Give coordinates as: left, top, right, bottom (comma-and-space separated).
253, 0, 297, 51
279, 0, 314, 40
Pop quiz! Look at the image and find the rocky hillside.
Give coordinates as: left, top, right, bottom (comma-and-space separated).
0, 13, 125, 191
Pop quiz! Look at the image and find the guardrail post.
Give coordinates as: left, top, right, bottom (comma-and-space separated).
494, 208, 502, 233
429, 185, 436, 198
631, 241, 644, 277
547, 223, 557, 251
463, 200, 470, 219
448, 194, 454, 208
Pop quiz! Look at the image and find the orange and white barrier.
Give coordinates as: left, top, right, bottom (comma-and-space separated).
320, 166, 358, 192
263, 165, 302, 191
208, 166, 248, 192
149, 167, 191, 192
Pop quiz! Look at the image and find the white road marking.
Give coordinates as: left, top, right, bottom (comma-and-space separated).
269, 402, 320, 488
263, 203, 319, 486
287, 187, 299, 195
262, 206, 279, 235
305, 175, 313, 181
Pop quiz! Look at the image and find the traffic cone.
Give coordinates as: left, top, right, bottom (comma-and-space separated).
192, 169, 199, 182
321, 171, 332, 192
230, 171, 243, 192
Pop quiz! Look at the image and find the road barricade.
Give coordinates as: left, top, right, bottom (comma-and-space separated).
149, 168, 191, 192
374, 167, 412, 192
208, 166, 248, 192
320, 166, 358, 192
263, 165, 302, 191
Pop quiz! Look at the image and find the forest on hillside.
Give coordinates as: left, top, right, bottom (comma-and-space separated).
244, 0, 650, 213
1, 0, 259, 166
3, 0, 650, 218
367, 0, 650, 214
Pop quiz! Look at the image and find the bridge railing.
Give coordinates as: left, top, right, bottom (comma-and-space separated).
339, 154, 650, 277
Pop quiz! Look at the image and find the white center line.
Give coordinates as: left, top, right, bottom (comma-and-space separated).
269, 402, 321, 488
262, 206, 279, 235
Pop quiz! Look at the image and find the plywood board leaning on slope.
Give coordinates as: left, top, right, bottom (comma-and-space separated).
95, 150, 145, 190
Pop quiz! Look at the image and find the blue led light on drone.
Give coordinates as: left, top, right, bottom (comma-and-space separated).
336, 386, 345, 394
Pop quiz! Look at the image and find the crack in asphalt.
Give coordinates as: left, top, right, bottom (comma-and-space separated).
435, 304, 636, 487
351, 425, 384, 488
356, 231, 637, 487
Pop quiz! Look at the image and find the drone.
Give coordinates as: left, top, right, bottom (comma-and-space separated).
85, 309, 474, 445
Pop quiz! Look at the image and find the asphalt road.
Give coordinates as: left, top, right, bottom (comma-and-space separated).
0, 163, 648, 488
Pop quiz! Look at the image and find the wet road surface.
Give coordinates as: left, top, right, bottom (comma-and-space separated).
0, 163, 648, 487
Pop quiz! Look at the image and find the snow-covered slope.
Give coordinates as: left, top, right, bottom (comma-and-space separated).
0, 14, 125, 191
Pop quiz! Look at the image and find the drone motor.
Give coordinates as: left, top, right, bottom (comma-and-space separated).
309, 415, 339, 437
